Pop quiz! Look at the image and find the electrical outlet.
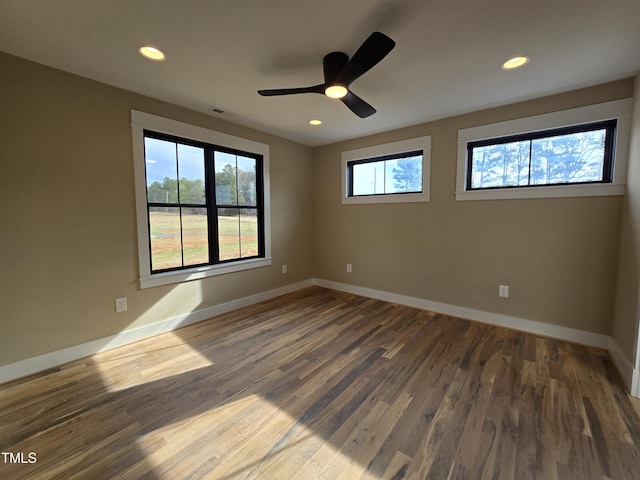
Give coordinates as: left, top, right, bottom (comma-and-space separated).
498, 285, 509, 298
282, 264, 287, 274
115, 297, 128, 313
346, 263, 352, 273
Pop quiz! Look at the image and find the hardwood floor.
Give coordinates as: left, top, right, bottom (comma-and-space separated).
2, 286, 640, 479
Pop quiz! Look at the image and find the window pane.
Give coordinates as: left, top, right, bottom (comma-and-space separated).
218, 208, 240, 261
240, 209, 258, 257
182, 208, 208, 266
178, 144, 206, 204
386, 156, 422, 193
530, 129, 606, 185
237, 156, 257, 206
470, 141, 530, 189
145, 137, 178, 203
353, 161, 385, 195
149, 208, 182, 270
215, 151, 238, 205
467, 122, 614, 191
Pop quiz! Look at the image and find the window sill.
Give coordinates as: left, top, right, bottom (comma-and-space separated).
342, 192, 430, 205
140, 257, 272, 289
455, 182, 625, 201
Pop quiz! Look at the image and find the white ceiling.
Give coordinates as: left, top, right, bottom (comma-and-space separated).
1, 0, 639, 147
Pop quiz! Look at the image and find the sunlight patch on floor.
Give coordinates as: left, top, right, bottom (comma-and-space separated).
131, 393, 391, 480
95, 331, 213, 392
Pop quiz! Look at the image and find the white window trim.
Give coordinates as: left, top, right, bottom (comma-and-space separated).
131, 110, 271, 289
455, 98, 633, 201
341, 136, 432, 204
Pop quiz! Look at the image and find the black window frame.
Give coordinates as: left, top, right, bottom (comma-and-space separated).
346, 149, 424, 198
466, 120, 617, 191
143, 130, 265, 274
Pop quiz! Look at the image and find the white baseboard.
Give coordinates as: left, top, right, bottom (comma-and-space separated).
608, 336, 639, 395
2, 277, 637, 398
314, 278, 638, 395
0, 279, 314, 384
315, 279, 610, 347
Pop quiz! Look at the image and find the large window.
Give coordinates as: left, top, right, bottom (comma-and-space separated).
342, 136, 431, 204
144, 132, 263, 272
132, 111, 271, 288
455, 99, 632, 201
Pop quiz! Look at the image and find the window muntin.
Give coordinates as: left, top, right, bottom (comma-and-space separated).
143, 130, 264, 274
348, 150, 423, 197
466, 120, 616, 191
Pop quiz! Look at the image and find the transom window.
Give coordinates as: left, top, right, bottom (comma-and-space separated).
467, 120, 616, 190
144, 131, 264, 273
348, 150, 423, 196
341, 136, 431, 205
455, 99, 632, 201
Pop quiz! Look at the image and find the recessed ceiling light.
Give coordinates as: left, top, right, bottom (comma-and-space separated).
324, 85, 348, 99
309, 119, 322, 126
139, 46, 166, 61
502, 56, 530, 70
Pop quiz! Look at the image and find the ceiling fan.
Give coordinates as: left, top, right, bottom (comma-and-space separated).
257, 32, 396, 118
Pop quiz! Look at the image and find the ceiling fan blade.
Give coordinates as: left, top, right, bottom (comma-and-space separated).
341, 91, 376, 118
258, 84, 325, 96
336, 31, 395, 86
323, 52, 349, 84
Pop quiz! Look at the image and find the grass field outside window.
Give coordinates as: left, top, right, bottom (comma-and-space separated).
149, 212, 258, 270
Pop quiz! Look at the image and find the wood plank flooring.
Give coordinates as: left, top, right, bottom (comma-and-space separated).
2, 286, 640, 479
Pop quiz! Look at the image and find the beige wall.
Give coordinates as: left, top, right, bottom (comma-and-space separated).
313, 79, 634, 335
0, 52, 315, 365
613, 75, 640, 362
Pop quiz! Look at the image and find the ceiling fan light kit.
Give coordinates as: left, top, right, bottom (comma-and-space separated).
258, 31, 396, 118
324, 84, 348, 99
